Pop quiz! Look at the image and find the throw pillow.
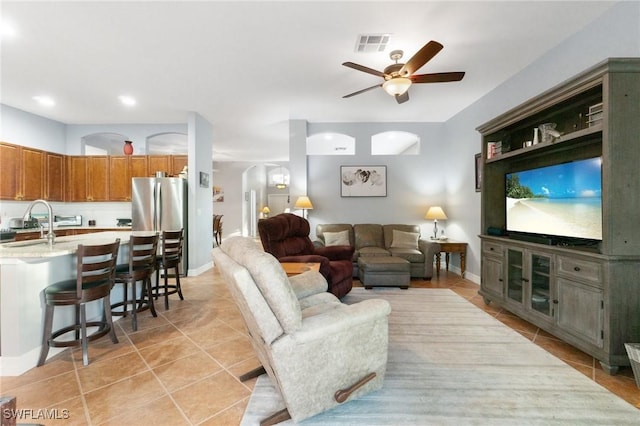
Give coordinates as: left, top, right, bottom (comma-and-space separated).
324, 230, 350, 246
390, 230, 419, 250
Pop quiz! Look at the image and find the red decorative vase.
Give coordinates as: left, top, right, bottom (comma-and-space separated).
123, 140, 134, 155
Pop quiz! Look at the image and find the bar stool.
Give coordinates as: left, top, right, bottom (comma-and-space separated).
154, 229, 184, 310
38, 239, 120, 367
111, 233, 159, 331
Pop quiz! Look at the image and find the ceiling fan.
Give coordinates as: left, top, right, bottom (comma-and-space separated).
342, 40, 465, 104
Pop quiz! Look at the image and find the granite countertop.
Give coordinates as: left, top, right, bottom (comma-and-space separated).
0, 230, 141, 258
13, 226, 132, 234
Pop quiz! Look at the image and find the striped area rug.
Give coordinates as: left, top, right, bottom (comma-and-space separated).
242, 288, 639, 425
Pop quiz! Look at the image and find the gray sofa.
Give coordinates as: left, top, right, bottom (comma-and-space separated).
315, 224, 440, 279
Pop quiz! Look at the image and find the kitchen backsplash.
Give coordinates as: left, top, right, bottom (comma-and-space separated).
1, 201, 132, 228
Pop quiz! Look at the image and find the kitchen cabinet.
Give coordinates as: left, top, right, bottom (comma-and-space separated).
0, 143, 45, 201
109, 155, 149, 201
171, 155, 188, 176
45, 152, 64, 201
477, 59, 640, 374
148, 155, 188, 177
65, 156, 110, 201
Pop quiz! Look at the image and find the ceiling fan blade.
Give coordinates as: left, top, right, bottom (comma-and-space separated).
411, 72, 465, 83
395, 92, 410, 104
342, 62, 385, 78
343, 84, 382, 98
399, 40, 443, 76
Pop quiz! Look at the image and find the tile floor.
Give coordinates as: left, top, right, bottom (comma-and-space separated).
1, 268, 638, 425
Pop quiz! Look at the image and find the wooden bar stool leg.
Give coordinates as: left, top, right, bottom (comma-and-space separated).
80, 303, 89, 366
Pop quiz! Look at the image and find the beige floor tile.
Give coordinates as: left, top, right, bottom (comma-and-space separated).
127, 322, 182, 349
183, 320, 246, 349
152, 350, 223, 392
44, 396, 89, 426
205, 335, 255, 368
98, 395, 189, 426
76, 351, 149, 393
10, 370, 81, 409
171, 371, 251, 424
199, 398, 249, 425
83, 370, 165, 424
137, 335, 201, 368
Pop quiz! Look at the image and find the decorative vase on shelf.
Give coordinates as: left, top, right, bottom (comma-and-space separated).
123, 140, 134, 155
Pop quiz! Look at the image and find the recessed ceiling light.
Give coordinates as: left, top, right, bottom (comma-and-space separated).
33, 96, 55, 107
119, 95, 136, 106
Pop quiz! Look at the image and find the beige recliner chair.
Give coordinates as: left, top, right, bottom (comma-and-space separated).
212, 236, 391, 425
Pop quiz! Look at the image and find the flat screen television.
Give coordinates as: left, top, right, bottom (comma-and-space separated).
505, 157, 602, 244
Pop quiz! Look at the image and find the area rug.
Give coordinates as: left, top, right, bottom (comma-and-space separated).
241, 288, 639, 425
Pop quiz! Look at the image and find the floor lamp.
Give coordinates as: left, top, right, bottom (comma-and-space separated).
294, 196, 313, 219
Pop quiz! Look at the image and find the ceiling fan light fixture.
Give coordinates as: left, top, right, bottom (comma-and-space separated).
382, 77, 411, 96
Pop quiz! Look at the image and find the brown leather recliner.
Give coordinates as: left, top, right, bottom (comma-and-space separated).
258, 213, 354, 298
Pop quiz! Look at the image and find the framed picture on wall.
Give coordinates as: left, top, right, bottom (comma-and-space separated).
475, 153, 482, 192
340, 165, 387, 197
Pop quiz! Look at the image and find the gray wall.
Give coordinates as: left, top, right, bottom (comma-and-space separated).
305, 122, 446, 239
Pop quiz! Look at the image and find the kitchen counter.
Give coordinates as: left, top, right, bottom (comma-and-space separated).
0, 231, 134, 258
0, 230, 152, 375
13, 226, 131, 234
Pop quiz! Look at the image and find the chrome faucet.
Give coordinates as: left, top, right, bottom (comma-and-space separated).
23, 199, 55, 246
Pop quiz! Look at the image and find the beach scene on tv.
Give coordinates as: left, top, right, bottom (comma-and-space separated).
506, 157, 602, 241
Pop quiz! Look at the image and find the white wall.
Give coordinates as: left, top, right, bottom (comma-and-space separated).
1, 105, 67, 153
444, 0, 640, 282
186, 112, 214, 275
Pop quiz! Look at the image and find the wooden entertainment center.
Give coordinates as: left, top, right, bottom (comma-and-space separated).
477, 58, 640, 374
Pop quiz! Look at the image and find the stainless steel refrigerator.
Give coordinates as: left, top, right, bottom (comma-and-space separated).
132, 177, 188, 276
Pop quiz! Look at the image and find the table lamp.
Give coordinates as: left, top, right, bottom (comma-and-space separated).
294, 196, 313, 219
425, 206, 447, 239
262, 206, 270, 218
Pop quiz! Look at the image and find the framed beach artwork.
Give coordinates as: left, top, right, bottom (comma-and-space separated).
340, 165, 387, 197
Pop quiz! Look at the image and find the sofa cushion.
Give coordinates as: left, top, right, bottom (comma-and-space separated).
358, 246, 390, 257
382, 224, 421, 249
389, 248, 425, 263
354, 224, 384, 249
316, 224, 354, 247
390, 230, 419, 250
324, 230, 350, 247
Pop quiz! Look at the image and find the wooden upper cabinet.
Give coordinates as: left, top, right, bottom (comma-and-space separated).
19, 147, 45, 200
65, 156, 109, 201
171, 155, 188, 176
0, 142, 47, 201
129, 155, 148, 179
87, 156, 109, 201
0, 143, 20, 200
148, 155, 170, 176
65, 156, 88, 201
44, 152, 64, 201
109, 156, 130, 201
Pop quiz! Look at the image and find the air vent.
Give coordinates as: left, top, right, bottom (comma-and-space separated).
356, 34, 391, 52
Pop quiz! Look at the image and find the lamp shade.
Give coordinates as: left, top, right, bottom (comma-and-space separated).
262, 207, 270, 214
425, 206, 447, 220
383, 77, 412, 96
294, 196, 313, 210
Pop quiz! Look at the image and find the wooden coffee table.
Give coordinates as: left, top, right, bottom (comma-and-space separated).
280, 262, 321, 276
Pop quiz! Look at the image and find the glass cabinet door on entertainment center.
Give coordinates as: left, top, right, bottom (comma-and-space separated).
529, 253, 552, 317
506, 249, 524, 304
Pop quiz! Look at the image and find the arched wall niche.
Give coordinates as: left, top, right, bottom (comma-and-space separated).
371, 131, 420, 155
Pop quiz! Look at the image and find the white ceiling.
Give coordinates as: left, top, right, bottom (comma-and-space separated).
1, 1, 616, 162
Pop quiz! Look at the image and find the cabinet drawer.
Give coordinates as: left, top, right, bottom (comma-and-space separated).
556, 256, 602, 286
482, 241, 503, 258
